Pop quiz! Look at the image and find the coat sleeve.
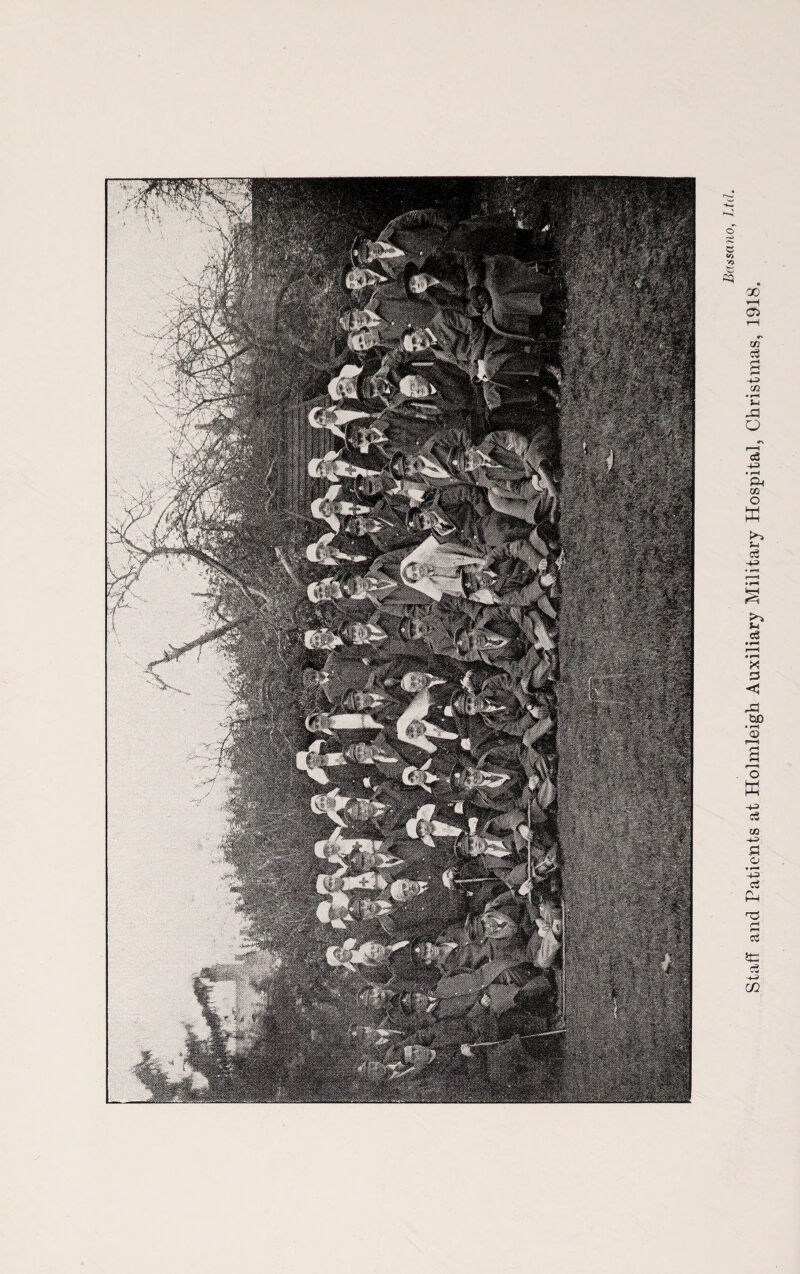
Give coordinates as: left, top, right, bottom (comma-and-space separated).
379, 208, 452, 237
485, 429, 535, 466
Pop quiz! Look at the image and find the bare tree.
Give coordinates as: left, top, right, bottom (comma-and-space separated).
119, 179, 250, 227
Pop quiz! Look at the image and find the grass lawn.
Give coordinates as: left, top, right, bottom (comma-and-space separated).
482, 178, 694, 1100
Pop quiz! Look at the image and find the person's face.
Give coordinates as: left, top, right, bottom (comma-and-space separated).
467, 834, 486, 856
464, 447, 484, 472
406, 769, 427, 787
319, 500, 333, 518
348, 516, 366, 536
346, 268, 370, 291
403, 1044, 434, 1066
360, 900, 380, 919
415, 510, 433, 530
408, 274, 428, 295
350, 692, 370, 711
459, 767, 479, 790
416, 819, 432, 839
407, 992, 431, 1014
351, 624, 370, 643
404, 328, 433, 353
359, 474, 382, 498
322, 841, 338, 857
399, 374, 432, 399
361, 240, 378, 261
332, 947, 347, 962
352, 742, 370, 764
361, 942, 384, 961
349, 799, 370, 821
339, 377, 357, 398
352, 329, 378, 352
463, 693, 479, 715
481, 912, 517, 940
416, 941, 438, 966
322, 875, 338, 892
403, 672, 426, 692
364, 987, 387, 1010
407, 618, 427, 641
402, 455, 424, 477
350, 851, 374, 872
405, 720, 425, 740
370, 374, 392, 398
349, 577, 369, 598
404, 562, 425, 583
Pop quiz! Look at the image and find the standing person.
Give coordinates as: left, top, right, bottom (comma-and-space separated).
339, 281, 438, 348
350, 209, 452, 279
339, 502, 418, 554
343, 414, 454, 467
326, 937, 410, 974
302, 648, 374, 705
305, 530, 371, 569
308, 404, 373, 442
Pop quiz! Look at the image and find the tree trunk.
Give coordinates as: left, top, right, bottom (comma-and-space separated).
147, 615, 254, 674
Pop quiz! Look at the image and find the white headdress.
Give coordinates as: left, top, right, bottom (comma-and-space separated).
316, 871, 346, 895
306, 533, 334, 563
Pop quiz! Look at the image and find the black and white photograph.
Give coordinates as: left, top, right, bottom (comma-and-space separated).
6, 4, 800, 1272
107, 176, 694, 1102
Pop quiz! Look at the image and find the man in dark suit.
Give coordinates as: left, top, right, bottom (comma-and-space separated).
351, 209, 452, 279
303, 649, 374, 705
340, 503, 415, 555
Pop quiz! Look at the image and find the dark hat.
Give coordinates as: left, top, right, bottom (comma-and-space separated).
388, 451, 407, 480
302, 667, 322, 689
458, 565, 484, 598
354, 368, 388, 407
343, 418, 365, 452
405, 504, 424, 528
350, 234, 367, 266
449, 688, 468, 716
338, 302, 356, 329
449, 761, 470, 790
357, 984, 382, 1009
454, 831, 472, 861
338, 573, 361, 599
452, 624, 471, 654
351, 472, 371, 500
349, 896, 368, 921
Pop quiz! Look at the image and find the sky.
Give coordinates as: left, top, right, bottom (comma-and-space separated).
107, 183, 251, 1100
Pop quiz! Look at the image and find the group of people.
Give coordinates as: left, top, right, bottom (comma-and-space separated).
298, 205, 566, 1088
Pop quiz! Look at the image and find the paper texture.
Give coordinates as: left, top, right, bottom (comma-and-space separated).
2, 2, 798, 1271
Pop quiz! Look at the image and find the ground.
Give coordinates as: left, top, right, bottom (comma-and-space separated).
482, 178, 694, 1101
